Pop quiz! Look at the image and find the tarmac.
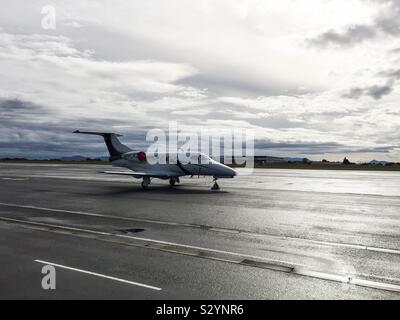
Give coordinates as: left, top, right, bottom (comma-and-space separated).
0, 162, 399, 299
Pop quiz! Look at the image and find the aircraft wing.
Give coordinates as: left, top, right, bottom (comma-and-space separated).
103, 171, 169, 179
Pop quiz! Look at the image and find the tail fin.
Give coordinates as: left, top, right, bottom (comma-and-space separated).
73, 130, 132, 161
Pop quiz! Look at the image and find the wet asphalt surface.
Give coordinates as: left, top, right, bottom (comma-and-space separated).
0, 163, 399, 299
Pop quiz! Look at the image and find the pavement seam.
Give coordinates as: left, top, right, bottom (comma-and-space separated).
1, 202, 399, 256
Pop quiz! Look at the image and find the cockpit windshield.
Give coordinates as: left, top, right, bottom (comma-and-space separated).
197, 153, 211, 164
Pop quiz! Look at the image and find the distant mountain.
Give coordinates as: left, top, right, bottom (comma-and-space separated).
282, 157, 311, 163
59, 155, 87, 161
251, 156, 311, 164
369, 160, 389, 165
59, 155, 108, 161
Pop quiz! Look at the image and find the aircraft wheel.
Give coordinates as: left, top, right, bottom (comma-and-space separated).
141, 181, 149, 190
169, 178, 176, 186
211, 182, 220, 190
141, 177, 150, 190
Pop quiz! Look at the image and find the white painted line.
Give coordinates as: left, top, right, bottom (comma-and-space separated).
366, 246, 400, 255
1, 178, 28, 181
294, 268, 349, 283
1, 202, 399, 256
351, 278, 400, 293
34, 259, 162, 291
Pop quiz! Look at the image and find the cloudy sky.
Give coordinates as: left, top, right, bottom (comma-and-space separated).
1, 0, 400, 161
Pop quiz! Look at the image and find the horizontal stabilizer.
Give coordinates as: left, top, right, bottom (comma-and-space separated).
73, 130, 123, 137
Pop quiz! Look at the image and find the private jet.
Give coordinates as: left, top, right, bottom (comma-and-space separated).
74, 130, 237, 190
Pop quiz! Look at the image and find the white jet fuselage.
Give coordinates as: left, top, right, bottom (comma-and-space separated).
73, 130, 236, 189
114, 151, 236, 179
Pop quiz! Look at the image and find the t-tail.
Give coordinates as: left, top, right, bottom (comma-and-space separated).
73, 130, 132, 161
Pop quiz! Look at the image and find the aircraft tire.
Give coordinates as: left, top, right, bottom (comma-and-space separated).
141, 181, 149, 190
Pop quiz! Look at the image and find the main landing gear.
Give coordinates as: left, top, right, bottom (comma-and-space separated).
141, 176, 151, 190
169, 177, 180, 186
211, 177, 220, 190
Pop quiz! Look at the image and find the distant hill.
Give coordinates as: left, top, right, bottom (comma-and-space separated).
60, 155, 87, 161
251, 156, 311, 164
369, 160, 390, 165
59, 155, 108, 161
282, 157, 311, 163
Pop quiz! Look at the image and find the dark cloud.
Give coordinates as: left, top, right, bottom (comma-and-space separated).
375, 13, 400, 36
353, 146, 399, 153
309, 25, 376, 47
1, 96, 398, 159
255, 140, 342, 151
342, 87, 365, 99
342, 82, 393, 100
0, 98, 149, 159
366, 83, 393, 99
378, 69, 400, 79
0, 129, 149, 159
343, 67, 400, 100
309, 1, 400, 47
255, 139, 398, 155
0, 99, 39, 111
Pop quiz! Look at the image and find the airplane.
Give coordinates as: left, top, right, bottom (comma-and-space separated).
73, 130, 237, 190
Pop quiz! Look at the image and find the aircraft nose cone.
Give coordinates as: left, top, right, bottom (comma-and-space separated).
220, 164, 237, 177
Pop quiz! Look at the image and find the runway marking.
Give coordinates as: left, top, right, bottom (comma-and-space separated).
2, 216, 400, 294
0, 202, 197, 227
34, 259, 162, 291
1, 178, 28, 181
0, 201, 399, 256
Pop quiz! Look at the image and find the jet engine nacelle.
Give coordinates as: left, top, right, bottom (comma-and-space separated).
122, 151, 147, 162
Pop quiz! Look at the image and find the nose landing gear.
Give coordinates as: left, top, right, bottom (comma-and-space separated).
211, 177, 220, 190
